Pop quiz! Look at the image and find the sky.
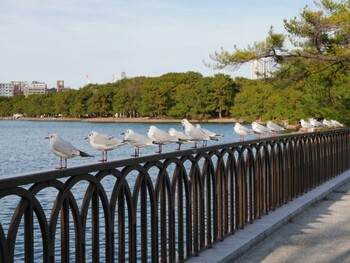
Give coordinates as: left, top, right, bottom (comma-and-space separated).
0, 0, 316, 89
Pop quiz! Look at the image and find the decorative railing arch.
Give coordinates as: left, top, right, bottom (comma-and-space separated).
0, 128, 349, 263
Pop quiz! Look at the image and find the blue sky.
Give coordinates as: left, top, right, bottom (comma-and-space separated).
0, 0, 316, 89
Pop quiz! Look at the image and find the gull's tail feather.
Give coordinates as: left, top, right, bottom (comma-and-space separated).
79, 151, 94, 157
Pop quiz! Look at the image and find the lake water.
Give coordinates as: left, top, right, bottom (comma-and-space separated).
0, 120, 249, 177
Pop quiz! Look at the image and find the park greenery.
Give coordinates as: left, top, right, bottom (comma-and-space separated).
0, 0, 349, 125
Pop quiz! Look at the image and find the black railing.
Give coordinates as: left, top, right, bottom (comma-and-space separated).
0, 129, 349, 263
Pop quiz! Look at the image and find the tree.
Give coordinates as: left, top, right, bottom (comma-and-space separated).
208, 74, 235, 118
208, 0, 350, 79
139, 78, 171, 118
87, 85, 115, 117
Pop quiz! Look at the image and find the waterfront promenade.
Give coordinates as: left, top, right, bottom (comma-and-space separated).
188, 169, 350, 263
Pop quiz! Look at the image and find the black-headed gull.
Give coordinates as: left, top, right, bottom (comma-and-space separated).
309, 118, 324, 127
45, 134, 93, 169
181, 119, 210, 148
251, 122, 269, 138
168, 128, 192, 150
266, 121, 285, 133
195, 124, 224, 145
233, 123, 254, 141
147, 125, 178, 153
322, 119, 333, 127
331, 119, 344, 127
85, 131, 125, 162
122, 128, 155, 157
300, 119, 314, 132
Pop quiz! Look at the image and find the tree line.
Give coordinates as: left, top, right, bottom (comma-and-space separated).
0, 72, 236, 120
0, 70, 348, 125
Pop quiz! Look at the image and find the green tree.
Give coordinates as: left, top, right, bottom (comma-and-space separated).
139, 79, 171, 118
208, 0, 350, 78
209, 74, 235, 118
87, 85, 115, 117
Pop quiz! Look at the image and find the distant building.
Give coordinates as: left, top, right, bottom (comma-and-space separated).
11, 81, 28, 96
0, 83, 14, 97
24, 81, 47, 97
56, 80, 71, 92
121, 72, 127, 79
251, 58, 274, 79
47, 88, 57, 93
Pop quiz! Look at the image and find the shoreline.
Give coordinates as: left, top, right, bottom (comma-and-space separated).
0, 116, 239, 123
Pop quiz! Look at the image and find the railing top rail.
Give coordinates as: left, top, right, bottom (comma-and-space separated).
1, 128, 349, 189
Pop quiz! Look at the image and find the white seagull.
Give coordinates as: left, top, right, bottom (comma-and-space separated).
147, 125, 178, 153
181, 119, 211, 148
309, 118, 324, 127
195, 124, 224, 145
85, 131, 125, 162
122, 128, 155, 157
266, 121, 285, 133
233, 123, 254, 141
300, 119, 314, 132
45, 134, 93, 169
322, 119, 334, 127
168, 128, 192, 150
251, 122, 270, 138
331, 119, 344, 127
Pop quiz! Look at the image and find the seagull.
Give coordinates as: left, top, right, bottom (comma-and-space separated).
300, 119, 314, 132
181, 119, 211, 148
309, 118, 324, 127
331, 119, 344, 127
122, 128, 155, 157
147, 125, 178, 153
266, 121, 285, 133
233, 123, 254, 141
251, 122, 269, 138
85, 131, 125, 162
195, 124, 224, 145
322, 119, 334, 127
168, 128, 192, 150
45, 134, 93, 169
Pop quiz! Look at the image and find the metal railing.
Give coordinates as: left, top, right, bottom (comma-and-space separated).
0, 129, 349, 262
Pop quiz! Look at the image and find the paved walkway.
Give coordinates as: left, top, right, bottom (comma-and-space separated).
187, 170, 350, 263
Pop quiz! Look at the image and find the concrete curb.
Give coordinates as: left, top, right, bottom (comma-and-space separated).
187, 170, 350, 263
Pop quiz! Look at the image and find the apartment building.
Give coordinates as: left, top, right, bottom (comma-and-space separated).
0, 83, 14, 97
251, 58, 274, 79
23, 81, 47, 97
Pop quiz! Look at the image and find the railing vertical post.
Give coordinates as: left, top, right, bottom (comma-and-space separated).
61, 198, 70, 263
24, 201, 34, 263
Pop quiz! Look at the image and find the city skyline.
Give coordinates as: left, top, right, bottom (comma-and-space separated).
1, 0, 315, 89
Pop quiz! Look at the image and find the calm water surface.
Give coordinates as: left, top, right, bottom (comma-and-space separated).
0, 120, 249, 177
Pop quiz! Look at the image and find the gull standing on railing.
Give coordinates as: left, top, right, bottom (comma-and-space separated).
148, 125, 178, 153
181, 119, 211, 148
122, 128, 155, 157
233, 123, 254, 141
45, 134, 93, 169
331, 119, 344, 127
168, 128, 192, 150
251, 122, 270, 138
309, 118, 324, 127
322, 119, 334, 127
300, 119, 314, 132
266, 121, 285, 133
85, 131, 125, 162
195, 124, 224, 145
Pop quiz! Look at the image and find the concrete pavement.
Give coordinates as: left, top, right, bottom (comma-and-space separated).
187, 170, 350, 263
